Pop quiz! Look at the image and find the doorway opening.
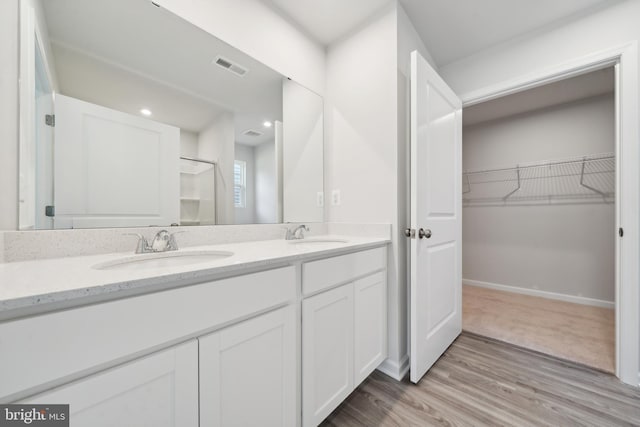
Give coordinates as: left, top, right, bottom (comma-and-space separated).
461, 67, 616, 372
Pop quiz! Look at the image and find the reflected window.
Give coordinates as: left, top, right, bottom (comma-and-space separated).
234, 160, 246, 208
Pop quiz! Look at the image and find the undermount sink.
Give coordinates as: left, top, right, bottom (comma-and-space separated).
93, 250, 234, 271
288, 238, 349, 245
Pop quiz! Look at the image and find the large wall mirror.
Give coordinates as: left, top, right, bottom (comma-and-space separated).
18, 0, 324, 230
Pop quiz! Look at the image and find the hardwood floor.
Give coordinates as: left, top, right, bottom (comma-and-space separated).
463, 285, 615, 372
321, 333, 640, 427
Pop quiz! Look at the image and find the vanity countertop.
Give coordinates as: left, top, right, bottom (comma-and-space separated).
0, 235, 389, 320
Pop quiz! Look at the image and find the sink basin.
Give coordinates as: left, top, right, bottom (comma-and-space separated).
93, 250, 234, 271
288, 238, 349, 245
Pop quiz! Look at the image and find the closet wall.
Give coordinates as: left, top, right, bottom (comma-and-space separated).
463, 93, 615, 305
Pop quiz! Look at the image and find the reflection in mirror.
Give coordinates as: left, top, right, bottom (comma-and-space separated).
18, 0, 323, 230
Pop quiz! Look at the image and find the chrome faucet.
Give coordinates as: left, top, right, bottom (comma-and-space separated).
126, 230, 180, 253
285, 225, 309, 240
151, 230, 179, 252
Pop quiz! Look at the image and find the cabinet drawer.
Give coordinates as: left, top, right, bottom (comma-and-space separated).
0, 266, 295, 400
302, 247, 386, 295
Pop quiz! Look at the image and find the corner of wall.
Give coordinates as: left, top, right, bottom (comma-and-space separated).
396, 2, 437, 75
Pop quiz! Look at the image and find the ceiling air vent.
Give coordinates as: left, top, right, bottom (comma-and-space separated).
243, 129, 263, 137
214, 55, 248, 77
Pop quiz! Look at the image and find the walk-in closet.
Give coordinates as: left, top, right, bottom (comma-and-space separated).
461, 67, 616, 372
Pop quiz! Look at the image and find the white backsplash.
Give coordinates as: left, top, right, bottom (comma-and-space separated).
327, 223, 390, 238
0, 231, 5, 263
0, 223, 390, 263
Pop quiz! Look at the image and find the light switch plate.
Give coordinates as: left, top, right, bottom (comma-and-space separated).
316, 192, 324, 207
331, 189, 341, 206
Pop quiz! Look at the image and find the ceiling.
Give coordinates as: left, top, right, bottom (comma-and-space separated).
43, 0, 283, 137
399, 0, 616, 66
266, 0, 391, 45
268, 0, 617, 66
463, 67, 614, 126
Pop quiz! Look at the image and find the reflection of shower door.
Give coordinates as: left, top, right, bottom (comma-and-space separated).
19, 6, 55, 230
54, 95, 180, 228
35, 92, 54, 230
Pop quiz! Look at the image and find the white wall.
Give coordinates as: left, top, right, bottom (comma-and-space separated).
255, 141, 277, 224
155, 0, 325, 95
326, 2, 407, 376
463, 94, 615, 303
282, 79, 323, 223
199, 112, 235, 225
1, 0, 20, 230
234, 143, 256, 224
180, 130, 199, 158
440, 0, 640, 101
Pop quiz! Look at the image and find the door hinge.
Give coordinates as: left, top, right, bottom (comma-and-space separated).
619, 227, 624, 237
45, 114, 55, 127
45, 205, 55, 217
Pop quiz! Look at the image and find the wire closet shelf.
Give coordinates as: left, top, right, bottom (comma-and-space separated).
462, 153, 615, 206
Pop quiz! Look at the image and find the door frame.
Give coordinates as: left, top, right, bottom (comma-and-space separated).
460, 41, 639, 386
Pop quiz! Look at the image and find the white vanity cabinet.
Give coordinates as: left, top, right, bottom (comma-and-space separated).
1, 242, 389, 427
199, 305, 296, 427
22, 341, 199, 427
301, 247, 388, 427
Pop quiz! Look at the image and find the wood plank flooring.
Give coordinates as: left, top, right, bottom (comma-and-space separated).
321, 333, 640, 427
463, 285, 615, 372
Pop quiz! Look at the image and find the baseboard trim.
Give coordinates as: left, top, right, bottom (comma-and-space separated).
463, 279, 614, 309
377, 354, 409, 381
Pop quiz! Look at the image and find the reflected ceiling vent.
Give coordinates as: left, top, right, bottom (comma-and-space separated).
214, 55, 248, 77
243, 129, 263, 137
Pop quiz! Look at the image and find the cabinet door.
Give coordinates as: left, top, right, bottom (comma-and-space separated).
199, 305, 296, 427
302, 284, 354, 427
354, 271, 388, 385
21, 340, 198, 427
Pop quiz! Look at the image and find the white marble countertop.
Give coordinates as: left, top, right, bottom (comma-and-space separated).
0, 235, 389, 320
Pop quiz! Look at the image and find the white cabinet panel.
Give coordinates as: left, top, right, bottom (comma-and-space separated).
22, 340, 198, 427
354, 271, 388, 385
199, 306, 296, 427
302, 284, 354, 427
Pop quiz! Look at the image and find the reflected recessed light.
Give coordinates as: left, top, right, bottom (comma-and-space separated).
263, 121, 272, 128
140, 108, 152, 116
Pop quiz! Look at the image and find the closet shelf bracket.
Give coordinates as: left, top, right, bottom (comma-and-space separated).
502, 166, 521, 201
579, 157, 607, 199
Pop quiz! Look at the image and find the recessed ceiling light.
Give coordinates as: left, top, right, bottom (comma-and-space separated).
140, 108, 152, 116
263, 121, 272, 128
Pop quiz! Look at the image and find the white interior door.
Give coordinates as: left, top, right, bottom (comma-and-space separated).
409, 50, 462, 383
54, 95, 180, 228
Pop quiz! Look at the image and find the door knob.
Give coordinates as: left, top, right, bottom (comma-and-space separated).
418, 228, 432, 239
